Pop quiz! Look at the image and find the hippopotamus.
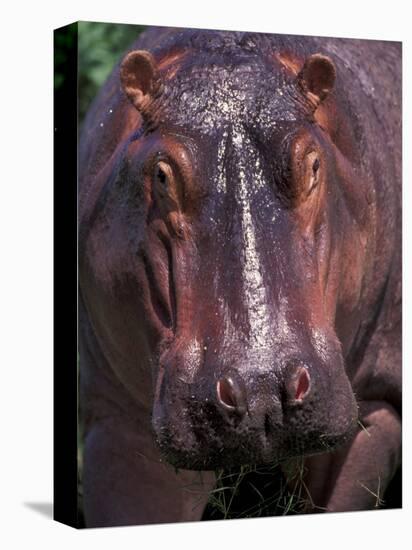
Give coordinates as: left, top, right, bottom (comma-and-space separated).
78, 27, 401, 527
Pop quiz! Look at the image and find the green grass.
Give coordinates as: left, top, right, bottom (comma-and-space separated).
203, 458, 313, 520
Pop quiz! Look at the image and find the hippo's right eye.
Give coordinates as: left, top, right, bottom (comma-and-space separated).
156, 167, 166, 183
152, 160, 183, 214
307, 152, 321, 196
154, 161, 170, 192
153, 160, 179, 202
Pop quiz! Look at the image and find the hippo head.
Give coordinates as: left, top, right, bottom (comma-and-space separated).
82, 33, 369, 470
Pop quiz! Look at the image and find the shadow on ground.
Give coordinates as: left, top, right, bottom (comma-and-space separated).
24, 502, 53, 519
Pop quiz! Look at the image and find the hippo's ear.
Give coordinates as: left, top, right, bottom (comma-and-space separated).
297, 53, 336, 106
120, 50, 157, 111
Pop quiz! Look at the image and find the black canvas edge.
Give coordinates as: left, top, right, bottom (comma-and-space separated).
53, 21, 81, 529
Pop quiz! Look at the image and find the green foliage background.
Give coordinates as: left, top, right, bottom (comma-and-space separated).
54, 21, 146, 123
78, 22, 146, 121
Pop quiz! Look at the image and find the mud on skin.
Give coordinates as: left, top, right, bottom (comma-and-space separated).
79, 28, 401, 526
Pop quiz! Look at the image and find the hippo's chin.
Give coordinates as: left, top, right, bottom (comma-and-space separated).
154, 428, 277, 471
153, 417, 358, 471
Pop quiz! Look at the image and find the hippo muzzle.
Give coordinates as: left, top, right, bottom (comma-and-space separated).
152, 335, 358, 470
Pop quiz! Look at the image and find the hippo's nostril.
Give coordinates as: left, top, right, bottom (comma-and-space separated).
216, 376, 247, 416
217, 378, 236, 409
286, 365, 311, 403
295, 368, 311, 400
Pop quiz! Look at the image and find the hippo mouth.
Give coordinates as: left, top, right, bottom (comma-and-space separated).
153, 407, 357, 471
152, 366, 359, 471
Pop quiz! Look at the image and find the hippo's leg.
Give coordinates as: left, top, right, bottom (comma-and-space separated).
299, 400, 401, 512
82, 417, 215, 527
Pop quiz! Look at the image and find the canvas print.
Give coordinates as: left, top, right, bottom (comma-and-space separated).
55, 21, 402, 528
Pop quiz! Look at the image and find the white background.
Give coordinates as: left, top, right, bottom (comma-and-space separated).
0, 0, 409, 548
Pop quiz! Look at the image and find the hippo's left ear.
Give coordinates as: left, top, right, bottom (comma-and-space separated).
297, 53, 336, 106
120, 50, 158, 111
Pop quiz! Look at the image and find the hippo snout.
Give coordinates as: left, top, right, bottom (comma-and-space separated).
152, 355, 357, 470
215, 365, 311, 419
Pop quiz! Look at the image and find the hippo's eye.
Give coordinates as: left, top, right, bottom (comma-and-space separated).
152, 159, 183, 213
306, 152, 321, 196
154, 161, 170, 192
156, 167, 167, 184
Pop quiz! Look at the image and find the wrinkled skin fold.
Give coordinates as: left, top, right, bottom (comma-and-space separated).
79, 28, 401, 526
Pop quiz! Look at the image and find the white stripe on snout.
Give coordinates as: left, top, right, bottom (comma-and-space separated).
216, 129, 228, 194
232, 128, 272, 350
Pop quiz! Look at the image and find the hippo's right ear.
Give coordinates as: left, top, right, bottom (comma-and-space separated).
120, 50, 158, 111
297, 53, 336, 107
